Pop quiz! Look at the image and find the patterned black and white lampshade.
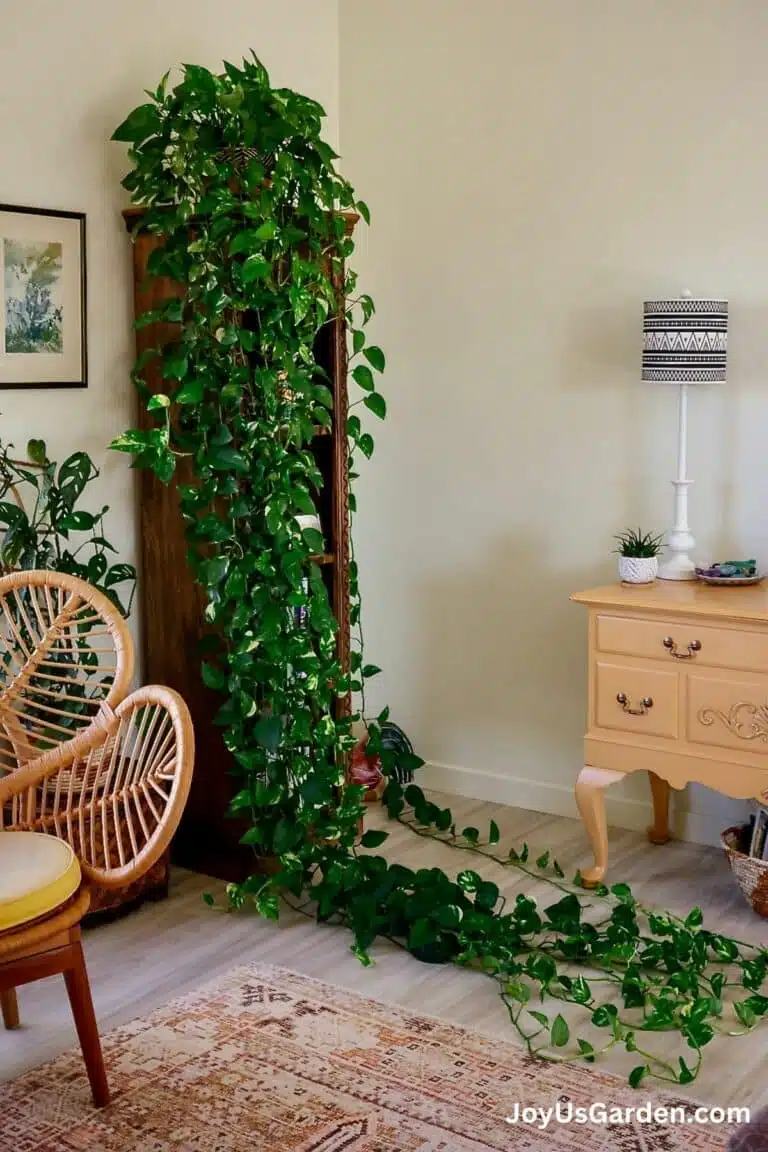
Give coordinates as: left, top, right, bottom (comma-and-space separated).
642, 298, 728, 384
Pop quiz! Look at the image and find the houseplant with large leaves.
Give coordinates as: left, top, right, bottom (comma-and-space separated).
111, 53, 384, 919
0, 436, 135, 613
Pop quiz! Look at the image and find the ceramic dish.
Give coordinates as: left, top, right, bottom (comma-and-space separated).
696, 573, 764, 587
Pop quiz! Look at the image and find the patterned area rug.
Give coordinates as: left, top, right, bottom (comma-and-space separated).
2, 963, 735, 1151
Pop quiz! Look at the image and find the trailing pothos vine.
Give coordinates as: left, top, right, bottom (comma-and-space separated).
111, 54, 767, 1089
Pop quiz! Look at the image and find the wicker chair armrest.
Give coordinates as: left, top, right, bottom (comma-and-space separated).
0, 704, 118, 808
3, 685, 194, 890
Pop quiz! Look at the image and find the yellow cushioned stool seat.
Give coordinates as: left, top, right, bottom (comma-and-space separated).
0, 831, 81, 932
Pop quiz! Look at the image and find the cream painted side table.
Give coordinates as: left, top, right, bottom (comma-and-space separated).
572, 582, 768, 886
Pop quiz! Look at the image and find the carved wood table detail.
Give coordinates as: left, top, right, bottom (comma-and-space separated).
572, 582, 768, 886
698, 703, 768, 743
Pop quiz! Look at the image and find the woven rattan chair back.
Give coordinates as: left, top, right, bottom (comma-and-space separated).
0, 569, 133, 781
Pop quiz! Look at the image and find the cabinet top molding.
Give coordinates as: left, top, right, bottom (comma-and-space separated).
572, 582, 768, 625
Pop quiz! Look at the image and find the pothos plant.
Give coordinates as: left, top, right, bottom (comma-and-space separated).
111, 54, 767, 1088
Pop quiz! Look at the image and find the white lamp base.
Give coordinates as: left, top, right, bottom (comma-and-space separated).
658, 553, 697, 581
658, 479, 697, 581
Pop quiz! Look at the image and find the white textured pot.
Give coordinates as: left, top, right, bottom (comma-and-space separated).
618, 555, 658, 584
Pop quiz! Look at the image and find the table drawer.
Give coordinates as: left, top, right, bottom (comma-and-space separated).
594, 660, 679, 739
688, 672, 768, 755
596, 614, 768, 674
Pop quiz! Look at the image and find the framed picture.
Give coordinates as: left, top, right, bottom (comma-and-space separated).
0, 204, 87, 389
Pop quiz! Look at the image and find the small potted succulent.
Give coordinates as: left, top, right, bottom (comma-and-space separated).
614, 528, 663, 585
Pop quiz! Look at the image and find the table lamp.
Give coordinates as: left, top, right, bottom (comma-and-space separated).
642, 294, 728, 580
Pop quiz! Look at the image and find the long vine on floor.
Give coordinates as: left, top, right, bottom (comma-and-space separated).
111, 54, 767, 1088
383, 780, 768, 1087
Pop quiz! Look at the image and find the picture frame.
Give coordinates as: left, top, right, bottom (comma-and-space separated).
0, 204, 87, 389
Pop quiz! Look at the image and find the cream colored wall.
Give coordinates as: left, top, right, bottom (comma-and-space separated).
0, 0, 340, 663
339, 0, 768, 844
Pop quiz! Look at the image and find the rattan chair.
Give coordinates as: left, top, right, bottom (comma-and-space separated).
0, 570, 194, 1107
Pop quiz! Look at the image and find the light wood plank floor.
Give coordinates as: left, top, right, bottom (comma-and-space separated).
3, 793, 767, 1108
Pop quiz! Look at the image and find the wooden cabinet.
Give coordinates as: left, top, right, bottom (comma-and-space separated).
123, 209, 354, 880
572, 581, 768, 885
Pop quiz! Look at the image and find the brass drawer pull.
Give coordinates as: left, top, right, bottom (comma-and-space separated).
616, 692, 653, 715
663, 636, 701, 660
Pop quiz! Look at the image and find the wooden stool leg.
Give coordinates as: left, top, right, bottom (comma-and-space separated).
63, 939, 110, 1108
648, 772, 671, 845
575, 766, 625, 888
1, 988, 20, 1030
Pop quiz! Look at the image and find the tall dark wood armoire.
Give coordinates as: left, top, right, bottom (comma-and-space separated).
123, 208, 355, 880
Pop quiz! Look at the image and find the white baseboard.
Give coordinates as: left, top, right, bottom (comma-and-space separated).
417, 761, 749, 849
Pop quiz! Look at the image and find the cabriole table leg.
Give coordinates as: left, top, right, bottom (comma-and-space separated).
648, 772, 671, 845
575, 766, 626, 887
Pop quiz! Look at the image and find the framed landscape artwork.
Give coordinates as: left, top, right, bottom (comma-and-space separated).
0, 204, 87, 389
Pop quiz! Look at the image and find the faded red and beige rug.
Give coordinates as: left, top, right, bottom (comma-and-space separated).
1, 964, 736, 1151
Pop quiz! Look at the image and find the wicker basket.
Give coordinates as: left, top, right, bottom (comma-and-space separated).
721, 826, 768, 917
